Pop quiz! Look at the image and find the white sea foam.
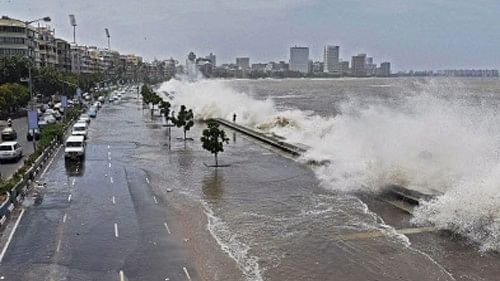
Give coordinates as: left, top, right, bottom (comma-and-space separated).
159, 77, 500, 252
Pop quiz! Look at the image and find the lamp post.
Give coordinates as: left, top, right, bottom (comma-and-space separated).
25, 16, 51, 152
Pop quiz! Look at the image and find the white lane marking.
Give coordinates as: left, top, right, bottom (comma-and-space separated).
0, 208, 26, 263
56, 239, 62, 252
163, 222, 171, 234
67, 194, 72, 202
71, 178, 76, 186
108, 162, 112, 168
114, 223, 119, 238
119, 270, 125, 281
110, 177, 114, 184
62, 213, 67, 223
145, 177, 150, 184
183, 267, 192, 281
112, 196, 116, 205
108, 145, 110, 149
153, 196, 158, 204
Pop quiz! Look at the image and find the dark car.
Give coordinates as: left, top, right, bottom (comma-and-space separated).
1, 127, 17, 141
27, 129, 40, 141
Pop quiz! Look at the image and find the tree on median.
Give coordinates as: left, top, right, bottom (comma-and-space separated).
201, 120, 229, 167
171, 105, 194, 140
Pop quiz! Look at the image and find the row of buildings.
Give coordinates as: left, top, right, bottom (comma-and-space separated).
188, 45, 392, 78
0, 15, 172, 81
290, 45, 391, 77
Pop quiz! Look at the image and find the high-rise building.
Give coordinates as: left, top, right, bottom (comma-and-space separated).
289, 46, 309, 73
351, 54, 367, 77
206, 53, 216, 66
378, 62, 391, 77
236, 57, 250, 69
339, 61, 350, 75
323, 45, 339, 73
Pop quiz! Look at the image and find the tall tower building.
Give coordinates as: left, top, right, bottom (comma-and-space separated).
289, 46, 309, 73
236, 57, 250, 69
323, 45, 339, 73
351, 54, 367, 77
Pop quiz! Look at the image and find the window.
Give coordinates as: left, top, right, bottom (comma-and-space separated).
0, 37, 25, 44
0, 145, 13, 151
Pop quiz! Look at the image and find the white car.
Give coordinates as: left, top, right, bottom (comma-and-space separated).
79, 113, 91, 124
71, 122, 88, 139
42, 114, 56, 124
64, 136, 86, 161
0, 141, 23, 162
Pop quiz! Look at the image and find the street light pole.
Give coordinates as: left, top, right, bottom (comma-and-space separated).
25, 16, 51, 152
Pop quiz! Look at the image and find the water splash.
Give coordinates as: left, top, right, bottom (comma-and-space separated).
159, 77, 500, 251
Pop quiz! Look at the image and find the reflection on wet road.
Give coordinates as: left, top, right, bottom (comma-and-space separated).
0, 93, 196, 281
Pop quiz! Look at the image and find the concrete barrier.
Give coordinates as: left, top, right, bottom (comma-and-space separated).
213, 118, 436, 205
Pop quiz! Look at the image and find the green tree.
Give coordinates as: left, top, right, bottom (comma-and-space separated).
0, 55, 31, 84
201, 120, 229, 167
0, 83, 29, 114
160, 100, 171, 121
172, 105, 194, 140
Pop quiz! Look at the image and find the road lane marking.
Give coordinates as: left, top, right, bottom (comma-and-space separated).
163, 222, 171, 234
108, 145, 110, 149
183, 267, 192, 281
71, 178, 76, 186
110, 177, 114, 184
56, 239, 62, 252
0, 208, 25, 263
109, 163, 112, 168
153, 196, 158, 204
145, 177, 150, 184
67, 194, 72, 202
119, 270, 125, 281
62, 213, 67, 223
114, 223, 119, 238
112, 196, 116, 205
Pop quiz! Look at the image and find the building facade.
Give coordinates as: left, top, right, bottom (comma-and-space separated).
378, 62, 391, 77
289, 46, 309, 73
323, 45, 339, 74
236, 57, 250, 69
351, 54, 367, 77
55, 38, 71, 71
0, 16, 39, 60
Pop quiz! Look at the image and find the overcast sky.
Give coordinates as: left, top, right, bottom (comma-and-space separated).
2, 0, 499, 70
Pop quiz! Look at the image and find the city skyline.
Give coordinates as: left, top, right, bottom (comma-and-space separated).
2, 0, 500, 71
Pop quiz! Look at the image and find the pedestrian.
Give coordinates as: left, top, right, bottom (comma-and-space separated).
233, 113, 237, 123
7, 117, 12, 127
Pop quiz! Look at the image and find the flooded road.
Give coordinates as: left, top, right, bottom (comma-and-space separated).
0, 82, 499, 280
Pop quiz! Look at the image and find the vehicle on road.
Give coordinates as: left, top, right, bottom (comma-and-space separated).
94, 101, 102, 109
71, 122, 88, 139
41, 113, 57, 124
27, 129, 40, 141
1, 127, 17, 141
88, 107, 97, 118
79, 113, 91, 124
0, 141, 23, 162
64, 135, 86, 161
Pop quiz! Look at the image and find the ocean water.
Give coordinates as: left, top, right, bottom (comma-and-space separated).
159, 77, 500, 280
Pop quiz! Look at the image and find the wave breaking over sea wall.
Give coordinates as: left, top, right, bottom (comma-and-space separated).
159, 78, 500, 253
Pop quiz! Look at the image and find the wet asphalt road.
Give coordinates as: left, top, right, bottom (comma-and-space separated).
0, 95, 196, 281
0, 117, 35, 178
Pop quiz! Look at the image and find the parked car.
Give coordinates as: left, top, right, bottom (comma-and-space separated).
71, 122, 88, 139
88, 107, 97, 118
1, 127, 17, 141
64, 135, 86, 161
0, 141, 22, 162
26, 129, 40, 141
41, 113, 56, 124
79, 113, 91, 124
